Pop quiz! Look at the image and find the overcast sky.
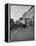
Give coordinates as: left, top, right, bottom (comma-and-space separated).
11, 5, 31, 21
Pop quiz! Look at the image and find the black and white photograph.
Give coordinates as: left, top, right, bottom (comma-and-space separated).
5, 4, 34, 42
10, 4, 34, 42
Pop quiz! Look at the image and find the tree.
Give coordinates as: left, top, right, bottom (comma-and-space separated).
10, 19, 15, 30
10, 19, 14, 23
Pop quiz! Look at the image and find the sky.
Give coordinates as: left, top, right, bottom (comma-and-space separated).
11, 5, 31, 21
